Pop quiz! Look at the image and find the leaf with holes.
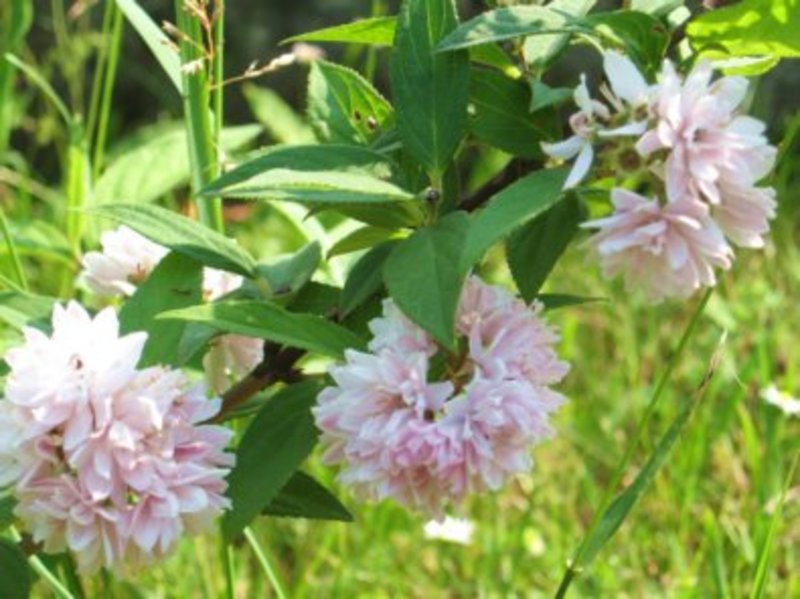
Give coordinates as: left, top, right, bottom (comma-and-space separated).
307, 60, 394, 146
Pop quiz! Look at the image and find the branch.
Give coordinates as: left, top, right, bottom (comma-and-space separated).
459, 158, 538, 212
212, 342, 305, 422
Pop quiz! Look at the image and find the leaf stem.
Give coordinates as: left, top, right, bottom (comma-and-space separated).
555, 288, 713, 597
214, 344, 304, 422
9, 527, 75, 599
244, 527, 288, 599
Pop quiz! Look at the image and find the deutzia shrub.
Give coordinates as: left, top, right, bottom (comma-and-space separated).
0, 0, 790, 593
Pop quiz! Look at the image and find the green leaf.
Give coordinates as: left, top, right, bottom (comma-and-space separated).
4, 53, 72, 126
687, 0, 800, 59
384, 212, 470, 349
205, 166, 425, 228
439, 6, 668, 74
243, 84, 315, 144
223, 381, 323, 539
529, 80, 573, 113
630, 0, 683, 17
256, 242, 321, 297
0, 291, 55, 330
8, 220, 71, 266
160, 300, 365, 358
118, 252, 203, 367
89, 203, 257, 277
0, 538, 31, 599
212, 167, 416, 204
312, 201, 424, 230
307, 61, 394, 146
328, 227, 405, 259
115, 0, 182, 91
437, 6, 569, 52
469, 69, 556, 158
582, 11, 669, 74
523, 0, 596, 68
463, 168, 568, 268
0, 0, 32, 152
286, 16, 396, 46
391, 0, 470, 176
289, 282, 341, 317
262, 471, 353, 522
537, 293, 606, 310
0, 495, 16, 532
202, 144, 395, 197
507, 192, 584, 301
341, 241, 399, 317
94, 124, 261, 205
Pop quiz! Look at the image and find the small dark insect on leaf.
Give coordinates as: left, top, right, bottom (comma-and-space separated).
366, 116, 378, 130
353, 110, 362, 121
425, 188, 441, 204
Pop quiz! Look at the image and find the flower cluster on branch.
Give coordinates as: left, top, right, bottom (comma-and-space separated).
544, 52, 777, 301
314, 277, 569, 517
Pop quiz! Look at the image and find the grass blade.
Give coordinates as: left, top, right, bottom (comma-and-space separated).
750, 453, 799, 599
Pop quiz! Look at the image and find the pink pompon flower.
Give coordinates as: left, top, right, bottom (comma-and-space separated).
368, 298, 437, 356
582, 189, 734, 302
0, 302, 233, 574
81, 226, 168, 297
711, 180, 777, 249
636, 60, 776, 210
314, 277, 568, 517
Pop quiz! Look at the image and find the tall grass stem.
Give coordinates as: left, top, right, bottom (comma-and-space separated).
244, 527, 287, 599
91, 3, 124, 181
174, 0, 224, 233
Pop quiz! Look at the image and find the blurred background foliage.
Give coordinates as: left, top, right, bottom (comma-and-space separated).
1, 0, 800, 597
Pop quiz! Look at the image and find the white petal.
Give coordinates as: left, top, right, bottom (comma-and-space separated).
604, 51, 648, 105
598, 120, 649, 138
541, 135, 585, 160
564, 143, 594, 189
